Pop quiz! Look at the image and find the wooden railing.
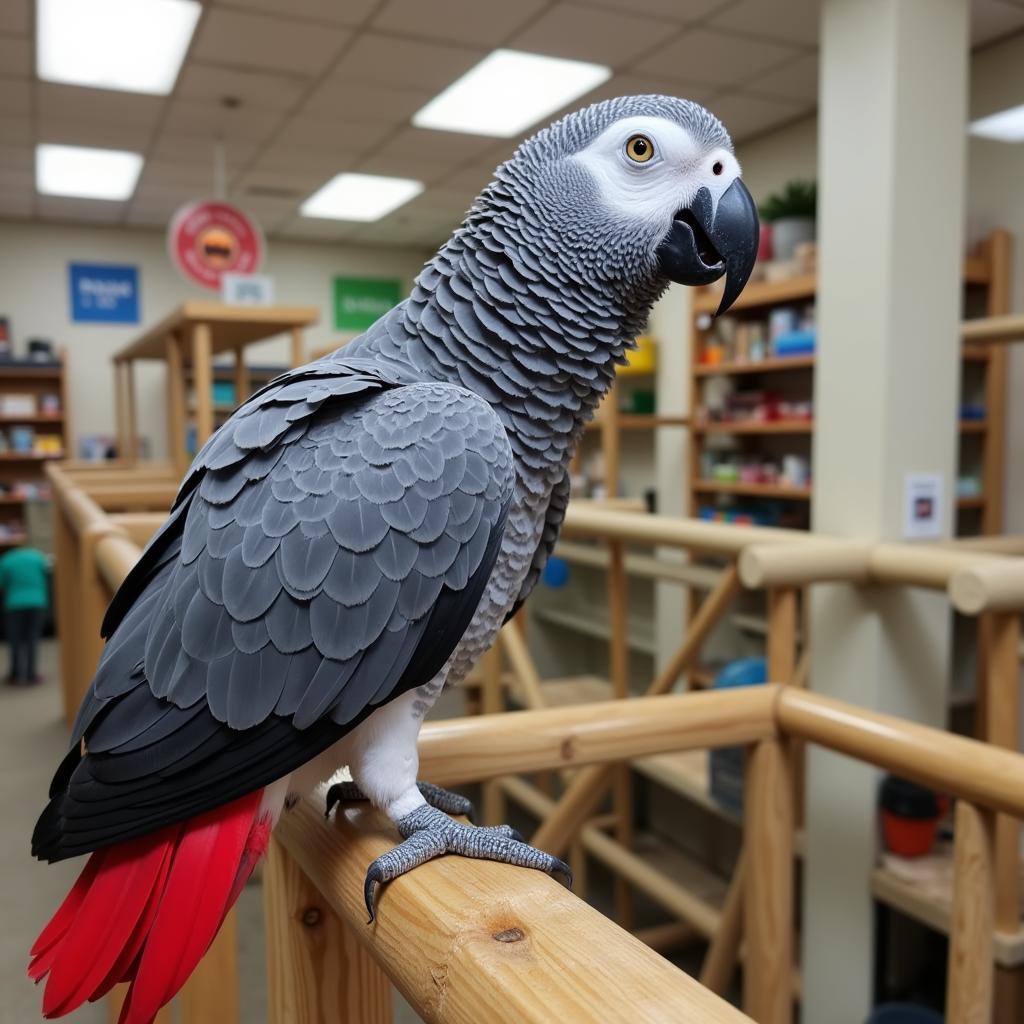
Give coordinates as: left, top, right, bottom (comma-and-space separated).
48, 463, 1024, 1022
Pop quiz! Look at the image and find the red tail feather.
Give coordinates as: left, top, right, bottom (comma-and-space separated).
29, 790, 268, 1023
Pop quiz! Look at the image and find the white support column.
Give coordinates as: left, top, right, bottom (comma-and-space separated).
805, 1, 968, 1020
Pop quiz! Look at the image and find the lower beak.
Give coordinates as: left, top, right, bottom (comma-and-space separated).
656, 178, 759, 315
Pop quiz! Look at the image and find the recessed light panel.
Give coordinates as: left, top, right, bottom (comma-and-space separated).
969, 104, 1024, 143
36, 144, 144, 201
412, 49, 611, 138
300, 173, 425, 222
37, 0, 201, 95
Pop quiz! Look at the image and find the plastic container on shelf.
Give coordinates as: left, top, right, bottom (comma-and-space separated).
879, 775, 941, 858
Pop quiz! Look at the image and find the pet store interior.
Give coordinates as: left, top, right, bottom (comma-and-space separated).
3, 1, 1024, 1022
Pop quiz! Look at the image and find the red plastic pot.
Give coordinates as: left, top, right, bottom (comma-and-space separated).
881, 810, 939, 858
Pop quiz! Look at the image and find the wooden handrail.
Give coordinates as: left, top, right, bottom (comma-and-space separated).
273, 793, 751, 1024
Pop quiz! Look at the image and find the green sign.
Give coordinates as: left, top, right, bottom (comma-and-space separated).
333, 276, 402, 331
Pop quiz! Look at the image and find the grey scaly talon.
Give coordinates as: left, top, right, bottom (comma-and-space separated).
362, 805, 571, 922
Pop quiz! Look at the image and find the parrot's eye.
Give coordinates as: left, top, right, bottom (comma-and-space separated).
625, 134, 655, 163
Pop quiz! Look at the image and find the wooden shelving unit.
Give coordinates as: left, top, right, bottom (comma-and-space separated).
687, 229, 1012, 536
0, 358, 69, 547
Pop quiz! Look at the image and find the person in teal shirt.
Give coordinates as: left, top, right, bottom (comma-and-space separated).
0, 544, 50, 686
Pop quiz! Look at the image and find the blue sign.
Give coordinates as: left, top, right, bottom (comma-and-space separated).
69, 262, 140, 323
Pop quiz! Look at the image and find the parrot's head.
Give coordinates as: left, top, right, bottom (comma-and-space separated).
493, 94, 759, 316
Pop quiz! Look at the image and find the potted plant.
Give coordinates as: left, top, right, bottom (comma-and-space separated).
759, 180, 817, 261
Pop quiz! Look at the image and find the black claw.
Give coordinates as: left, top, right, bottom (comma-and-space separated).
508, 827, 525, 843
364, 864, 384, 924
551, 859, 574, 890
324, 784, 342, 819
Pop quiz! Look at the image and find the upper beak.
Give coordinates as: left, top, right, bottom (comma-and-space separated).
655, 177, 759, 315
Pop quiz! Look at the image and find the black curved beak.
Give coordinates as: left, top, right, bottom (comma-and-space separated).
656, 178, 759, 315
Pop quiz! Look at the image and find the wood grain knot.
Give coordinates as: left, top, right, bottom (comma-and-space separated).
301, 907, 322, 927
559, 738, 575, 761
492, 927, 525, 943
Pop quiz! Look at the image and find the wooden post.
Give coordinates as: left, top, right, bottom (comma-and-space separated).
123, 360, 137, 461
481, 645, 506, 826
192, 322, 214, 448
744, 736, 794, 1024
108, 987, 171, 1024
52, 503, 78, 724
980, 229, 1010, 537
600, 390, 620, 498
234, 347, 250, 409
984, 612, 1020, 934
265, 836, 391, 1024
114, 362, 128, 460
700, 853, 746, 994
180, 910, 240, 1024
608, 539, 633, 928
947, 801, 995, 1024
290, 327, 305, 368
166, 333, 187, 475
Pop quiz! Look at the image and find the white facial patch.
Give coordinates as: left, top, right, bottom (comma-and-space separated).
571, 114, 741, 227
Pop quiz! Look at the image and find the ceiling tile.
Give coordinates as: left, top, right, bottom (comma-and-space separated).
175, 64, 307, 112
709, 0, 820, 48
0, 0, 30, 34
229, 195, 298, 231
0, 143, 31, 170
37, 115, 155, 151
125, 201, 180, 228
161, 98, 283, 144
440, 160, 500, 193
212, 0, 379, 26
272, 114, 394, 155
705, 92, 809, 143
191, 8, 350, 75
0, 77, 29, 116
635, 29, 801, 88
302, 76, 433, 125
0, 192, 32, 217
330, 33, 485, 93
511, 3, 678, 67
247, 145, 354, 184
569, 0, 730, 22
355, 153, 457, 186
575, 72, 715, 106
0, 35, 31, 76
970, 0, 1024, 46
150, 134, 259, 171
0, 161, 31, 190
37, 84, 165, 125
0, 114, 31, 145
371, 0, 548, 47
744, 54, 818, 103
36, 195, 126, 224
135, 160, 225, 192
372, 126, 496, 165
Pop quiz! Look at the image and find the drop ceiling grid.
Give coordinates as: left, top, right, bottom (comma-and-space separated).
0, 0, 1021, 241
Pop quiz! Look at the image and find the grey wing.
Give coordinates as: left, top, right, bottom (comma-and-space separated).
505, 468, 569, 622
36, 379, 514, 861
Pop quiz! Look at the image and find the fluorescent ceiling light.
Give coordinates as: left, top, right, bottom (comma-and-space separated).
969, 104, 1024, 143
412, 49, 611, 138
37, 0, 201, 95
300, 173, 424, 222
36, 144, 143, 200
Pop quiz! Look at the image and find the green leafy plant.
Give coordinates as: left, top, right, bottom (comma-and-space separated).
759, 180, 817, 222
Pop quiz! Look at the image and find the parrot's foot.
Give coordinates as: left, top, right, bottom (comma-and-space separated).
325, 780, 476, 821
362, 805, 572, 923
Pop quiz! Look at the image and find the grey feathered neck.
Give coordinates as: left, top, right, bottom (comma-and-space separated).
345, 95, 729, 486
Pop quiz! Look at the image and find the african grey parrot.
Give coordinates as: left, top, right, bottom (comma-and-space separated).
29, 94, 757, 1023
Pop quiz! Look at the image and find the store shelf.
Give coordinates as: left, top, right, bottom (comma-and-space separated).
693, 273, 817, 315
0, 534, 28, 547
693, 480, 812, 500
0, 414, 64, 425
695, 420, 812, 435
872, 845, 1024, 965
533, 606, 657, 656
956, 496, 985, 509
958, 420, 987, 433
0, 362, 63, 378
585, 413, 688, 432
0, 451, 64, 461
693, 355, 815, 377
0, 495, 27, 505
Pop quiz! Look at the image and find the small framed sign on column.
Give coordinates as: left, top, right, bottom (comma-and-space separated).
68, 262, 140, 324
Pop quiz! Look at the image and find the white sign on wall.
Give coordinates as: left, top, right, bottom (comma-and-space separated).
903, 472, 943, 540
221, 273, 274, 306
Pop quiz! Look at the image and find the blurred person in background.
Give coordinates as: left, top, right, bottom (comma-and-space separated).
0, 543, 50, 686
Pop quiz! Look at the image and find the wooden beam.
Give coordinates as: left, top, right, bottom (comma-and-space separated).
264, 837, 391, 1024
274, 795, 752, 1024
181, 910, 239, 1024
480, 645, 505, 826
192, 321, 214, 447
166, 333, 187, 475
743, 736, 794, 1024
700, 853, 745, 994
946, 801, 995, 1024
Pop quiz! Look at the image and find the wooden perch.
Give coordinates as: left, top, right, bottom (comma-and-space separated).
271, 793, 752, 1024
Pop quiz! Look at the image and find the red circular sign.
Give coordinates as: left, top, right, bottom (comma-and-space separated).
168, 200, 265, 291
